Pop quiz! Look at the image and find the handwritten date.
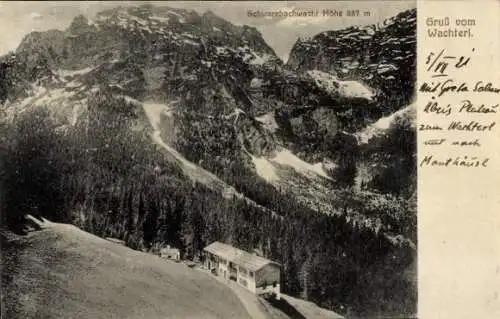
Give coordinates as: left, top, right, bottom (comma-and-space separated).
425, 48, 474, 78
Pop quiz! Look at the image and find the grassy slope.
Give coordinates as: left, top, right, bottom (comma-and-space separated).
1, 218, 344, 319
1, 219, 252, 319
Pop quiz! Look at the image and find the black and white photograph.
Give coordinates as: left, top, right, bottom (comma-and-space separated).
1, 1, 417, 318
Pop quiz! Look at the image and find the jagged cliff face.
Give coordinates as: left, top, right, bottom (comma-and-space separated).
287, 9, 416, 115
9, 6, 280, 97
0, 5, 416, 240
281, 8, 417, 202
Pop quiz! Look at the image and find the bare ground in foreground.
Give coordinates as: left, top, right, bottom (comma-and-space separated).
1, 218, 252, 319
1, 217, 344, 319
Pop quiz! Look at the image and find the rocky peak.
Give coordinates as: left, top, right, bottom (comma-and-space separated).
68, 14, 91, 35
201, 10, 229, 27
16, 30, 66, 55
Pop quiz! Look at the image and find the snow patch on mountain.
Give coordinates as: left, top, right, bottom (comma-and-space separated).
311, 162, 327, 175
355, 103, 415, 144
34, 88, 74, 106
377, 64, 398, 74
251, 156, 279, 182
251, 148, 330, 182
272, 149, 331, 180
248, 52, 273, 66
71, 103, 85, 126
150, 15, 170, 23
142, 102, 172, 131
168, 10, 186, 23
255, 113, 278, 133
307, 70, 374, 101
183, 39, 200, 46
57, 67, 95, 78
11, 84, 77, 111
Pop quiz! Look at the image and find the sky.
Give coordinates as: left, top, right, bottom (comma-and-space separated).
0, 1, 415, 61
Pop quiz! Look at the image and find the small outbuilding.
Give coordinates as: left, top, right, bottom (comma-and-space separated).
160, 245, 180, 261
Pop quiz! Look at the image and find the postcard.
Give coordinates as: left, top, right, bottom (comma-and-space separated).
0, 1, 498, 318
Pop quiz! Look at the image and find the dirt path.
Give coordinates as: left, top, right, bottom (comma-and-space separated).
196, 268, 268, 319
225, 280, 269, 319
